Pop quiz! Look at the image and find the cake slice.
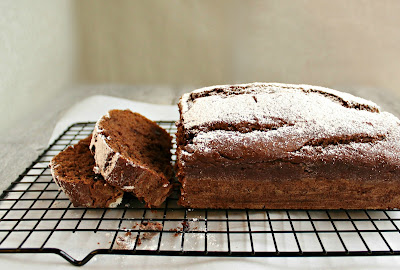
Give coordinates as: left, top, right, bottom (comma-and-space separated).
50, 136, 124, 208
90, 109, 173, 207
176, 83, 400, 209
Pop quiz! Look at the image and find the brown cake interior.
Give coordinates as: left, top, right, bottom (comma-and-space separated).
98, 110, 173, 178
54, 136, 98, 183
52, 136, 123, 207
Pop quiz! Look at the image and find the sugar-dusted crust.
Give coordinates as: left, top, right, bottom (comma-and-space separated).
176, 83, 400, 209
90, 110, 173, 207
49, 136, 124, 208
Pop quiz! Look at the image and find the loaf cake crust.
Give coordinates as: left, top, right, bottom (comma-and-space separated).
50, 136, 124, 208
176, 83, 400, 209
90, 109, 173, 207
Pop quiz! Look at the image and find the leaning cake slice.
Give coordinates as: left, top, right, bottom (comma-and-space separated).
50, 136, 124, 208
90, 109, 173, 207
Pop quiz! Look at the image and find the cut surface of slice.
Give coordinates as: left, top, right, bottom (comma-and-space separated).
91, 109, 173, 207
50, 135, 124, 208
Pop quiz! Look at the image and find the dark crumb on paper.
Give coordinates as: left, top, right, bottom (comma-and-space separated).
140, 221, 163, 239
114, 221, 164, 249
115, 235, 135, 250
169, 228, 182, 237
168, 220, 191, 237
182, 221, 189, 232
97, 242, 100, 245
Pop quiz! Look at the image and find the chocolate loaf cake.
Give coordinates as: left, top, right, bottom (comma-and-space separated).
176, 83, 400, 209
90, 109, 173, 207
50, 136, 124, 208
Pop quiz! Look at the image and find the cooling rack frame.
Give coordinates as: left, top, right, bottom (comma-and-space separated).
1, 121, 400, 266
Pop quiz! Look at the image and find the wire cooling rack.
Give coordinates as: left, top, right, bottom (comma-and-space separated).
1, 121, 400, 266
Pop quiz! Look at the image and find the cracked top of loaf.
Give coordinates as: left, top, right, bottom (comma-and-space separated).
176, 83, 400, 170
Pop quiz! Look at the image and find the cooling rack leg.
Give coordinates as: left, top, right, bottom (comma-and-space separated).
0, 248, 95, 267
56, 249, 94, 266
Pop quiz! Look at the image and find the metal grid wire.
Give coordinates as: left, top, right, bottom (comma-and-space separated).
1, 121, 400, 266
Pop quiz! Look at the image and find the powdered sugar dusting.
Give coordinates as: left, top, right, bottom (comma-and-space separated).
108, 196, 123, 208
185, 82, 379, 112
90, 124, 114, 177
180, 83, 382, 131
177, 83, 400, 166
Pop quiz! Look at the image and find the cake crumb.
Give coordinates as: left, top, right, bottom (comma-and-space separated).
181, 221, 189, 232
140, 221, 163, 239
115, 235, 135, 250
169, 227, 182, 237
167, 220, 192, 237
113, 221, 164, 249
